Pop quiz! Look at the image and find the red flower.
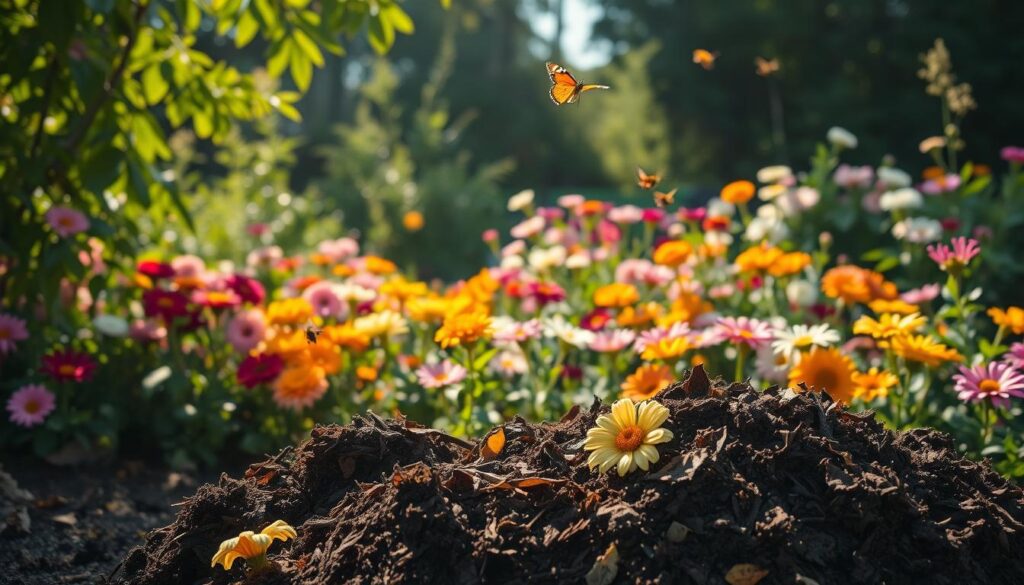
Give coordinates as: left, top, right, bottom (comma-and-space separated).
581, 308, 613, 331
560, 364, 583, 381
137, 260, 175, 279
143, 289, 191, 322
225, 274, 266, 305
237, 354, 284, 389
41, 349, 96, 383
526, 281, 566, 305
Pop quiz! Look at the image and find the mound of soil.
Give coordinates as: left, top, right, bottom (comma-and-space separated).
113, 366, 1024, 584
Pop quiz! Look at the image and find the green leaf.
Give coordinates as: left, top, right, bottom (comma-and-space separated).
292, 29, 325, 67
963, 175, 991, 196
131, 113, 172, 161
267, 38, 291, 77
126, 157, 153, 207
959, 161, 974, 182
141, 64, 169, 105
874, 256, 900, 273
80, 145, 123, 195
289, 47, 313, 91
383, 4, 415, 34
473, 347, 499, 371
235, 10, 259, 47
368, 14, 395, 54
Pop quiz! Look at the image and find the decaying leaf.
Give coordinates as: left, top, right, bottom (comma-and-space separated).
585, 542, 619, 585
480, 427, 506, 461
390, 462, 433, 486
725, 563, 769, 585
666, 521, 690, 542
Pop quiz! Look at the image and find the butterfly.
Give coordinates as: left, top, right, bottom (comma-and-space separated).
636, 167, 661, 190
546, 62, 610, 106
755, 56, 780, 77
692, 49, 719, 70
304, 320, 323, 345
654, 188, 677, 208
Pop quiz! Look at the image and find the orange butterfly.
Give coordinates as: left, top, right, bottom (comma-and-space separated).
692, 49, 718, 70
636, 167, 661, 190
546, 62, 610, 106
755, 56, 780, 77
654, 188, 677, 208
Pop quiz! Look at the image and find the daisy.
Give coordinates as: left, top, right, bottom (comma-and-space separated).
1004, 343, 1024, 369
0, 313, 29, 355
953, 362, 1024, 408
506, 189, 535, 212
852, 367, 899, 401
415, 360, 468, 389
6, 384, 56, 427
543, 315, 595, 349
584, 399, 674, 477
771, 324, 840, 361
853, 313, 927, 340
714, 316, 773, 349
755, 345, 791, 383
590, 329, 636, 353
490, 349, 528, 377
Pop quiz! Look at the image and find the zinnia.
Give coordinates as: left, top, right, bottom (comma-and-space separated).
272, 364, 328, 410
584, 399, 674, 476
227, 310, 267, 354
6, 384, 56, 427
237, 354, 284, 389
41, 349, 96, 383
720, 180, 756, 204
0, 313, 29, 355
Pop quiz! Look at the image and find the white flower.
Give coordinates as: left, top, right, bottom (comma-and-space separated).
745, 214, 789, 243
758, 184, 788, 201
528, 245, 567, 271
706, 197, 735, 217
507, 189, 535, 212
879, 188, 923, 211
565, 252, 591, 270
543, 315, 595, 349
756, 165, 793, 184
93, 314, 129, 337
877, 167, 912, 188
500, 255, 525, 269
827, 126, 858, 149
771, 323, 840, 360
334, 283, 376, 303
785, 280, 818, 307
490, 348, 528, 377
705, 230, 733, 248
892, 217, 942, 243
755, 345, 791, 383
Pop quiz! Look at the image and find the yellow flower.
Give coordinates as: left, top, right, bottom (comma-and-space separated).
266, 298, 314, 327
584, 399, 674, 476
656, 292, 710, 326
852, 313, 927, 340
380, 277, 429, 303
868, 299, 920, 315
211, 520, 296, 571
988, 306, 1024, 335
821, 265, 897, 305
406, 295, 452, 323
621, 365, 675, 401
720, 179, 756, 204
593, 283, 640, 308
434, 311, 493, 349
617, 303, 663, 328
458, 269, 500, 306
641, 337, 691, 361
264, 328, 308, 359
354, 310, 409, 339
735, 242, 783, 273
882, 334, 964, 367
767, 252, 811, 278
363, 255, 397, 275
402, 210, 425, 232
322, 323, 370, 353
788, 348, 856, 404
852, 367, 899, 401
652, 240, 693, 267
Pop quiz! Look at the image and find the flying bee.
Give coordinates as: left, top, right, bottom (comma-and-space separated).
304, 320, 323, 345
654, 188, 677, 208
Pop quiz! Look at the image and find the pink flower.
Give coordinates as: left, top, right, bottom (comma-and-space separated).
713, 316, 773, 348
926, 237, 980, 272
225, 274, 266, 305
317, 237, 360, 263
537, 207, 566, 221
415, 360, 467, 389
580, 308, 613, 331
137, 260, 175, 279
608, 205, 644, 224
226, 309, 267, 354
677, 207, 707, 223
596, 220, 621, 245
901, 284, 941, 304
171, 254, 206, 278
482, 229, 499, 243
525, 281, 566, 305
641, 208, 666, 223
246, 245, 283, 268
973, 225, 993, 241
1001, 146, 1024, 164
0, 313, 29, 355
45, 206, 89, 237
246, 223, 269, 236
303, 281, 346, 319
634, 323, 691, 353
590, 329, 636, 353
1004, 343, 1024, 369
953, 362, 1024, 408
834, 164, 874, 189
510, 216, 545, 239
920, 174, 961, 195
6, 384, 56, 428
502, 240, 526, 258
492, 318, 542, 343
557, 194, 585, 209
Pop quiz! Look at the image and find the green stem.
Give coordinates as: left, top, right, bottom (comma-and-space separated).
734, 345, 747, 383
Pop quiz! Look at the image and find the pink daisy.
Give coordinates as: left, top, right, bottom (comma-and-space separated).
1003, 343, 1024, 370
900, 284, 941, 305
317, 237, 360, 263
415, 360, 468, 389
510, 216, 546, 239
926, 237, 980, 272
557, 194, 585, 209
713, 316, 773, 349
45, 206, 90, 238
226, 309, 267, 354
608, 205, 644, 224
492, 318, 542, 343
953, 362, 1024, 408
302, 281, 346, 319
7, 384, 56, 428
589, 329, 636, 353
0, 313, 29, 355
634, 322, 691, 354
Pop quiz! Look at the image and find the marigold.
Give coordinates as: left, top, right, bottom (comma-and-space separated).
621, 365, 675, 401
989, 306, 1024, 335
852, 313, 927, 340
821, 265, 897, 304
852, 367, 899, 401
882, 334, 964, 367
594, 283, 640, 308
720, 179, 756, 204
435, 311, 493, 349
652, 240, 693, 267
584, 399, 674, 476
363, 255, 397, 275
272, 364, 328, 410
266, 298, 314, 327
868, 298, 921, 315
767, 252, 812, 278
735, 242, 784, 273
788, 348, 856, 404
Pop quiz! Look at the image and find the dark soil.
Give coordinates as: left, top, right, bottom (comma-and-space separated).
114, 366, 1024, 584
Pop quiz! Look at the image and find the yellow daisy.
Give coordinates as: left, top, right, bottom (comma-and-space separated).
852, 312, 926, 340
584, 399, 674, 477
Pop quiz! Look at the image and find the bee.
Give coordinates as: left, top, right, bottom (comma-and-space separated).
636, 167, 661, 190
654, 188, 677, 208
304, 320, 323, 345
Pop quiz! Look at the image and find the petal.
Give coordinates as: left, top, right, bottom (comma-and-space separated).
583, 433, 615, 452
261, 520, 297, 542
638, 444, 660, 466
586, 428, 617, 442
616, 452, 634, 477
637, 400, 669, 431
588, 448, 619, 471
599, 451, 620, 473
645, 428, 674, 444
633, 448, 650, 471
596, 415, 621, 434
611, 398, 637, 428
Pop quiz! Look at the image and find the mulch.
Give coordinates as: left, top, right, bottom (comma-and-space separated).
112, 366, 1024, 584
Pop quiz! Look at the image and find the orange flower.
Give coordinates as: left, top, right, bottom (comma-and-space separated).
868, 299, 920, 315
767, 252, 811, 278
788, 348, 856, 404
701, 215, 731, 232
323, 323, 370, 353
578, 200, 606, 216
922, 166, 945, 180
594, 283, 640, 308
289, 275, 321, 292
735, 242, 784, 273
621, 364, 675, 401
356, 365, 378, 382
309, 253, 332, 266
653, 240, 693, 267
406, 295, 451, 323
332, 264, 355, 278
306, 341, 342, 375
617, 302, 663, 328
821, 265, 897, 305
657, 292, 711, 326
266, 298, 314, 326
272, 364, 327, 410
988, 306, 1024, 335
363, 255, 397, 275
380, 277, 429, 303
265, 328, 308, 359
435, 311, 493, 349
403, 210, 425, 232
720, 180, 755, 205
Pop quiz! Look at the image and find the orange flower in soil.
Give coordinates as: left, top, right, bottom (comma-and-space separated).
767, 252, 811, 278
735, 242, 784, 273
272, 364, 328, 410
363, 255, 397, 275
988, 306, 1024, 335
653, 240, 693, 267
788, 348, 856, 404
821, 265, 897, 305
621, 364, 675, 401
435, 311, 493, 349
720, 180, 756, 205
594, 283, 640, 308
403, 210, 425, 232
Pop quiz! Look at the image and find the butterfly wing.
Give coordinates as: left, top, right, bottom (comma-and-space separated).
547, 62, 580, 106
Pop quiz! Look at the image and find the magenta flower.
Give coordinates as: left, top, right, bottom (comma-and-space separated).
590, 329, 636, 353
926, 237, 980, 272
225, 274, 266, 305
1001, 146, 1024, 164
6, 384, 56, 428
45, 206, 89, 237
953, 362, 1024, 408
537, 207, 566, 221
415, 360, 467, 389
1004, 343, 1024, 370
41, 349, 96, 383
713, 316, 773, 349
677, 207, 707, 223
0, 313, 29, 355
226, 309, 267, 354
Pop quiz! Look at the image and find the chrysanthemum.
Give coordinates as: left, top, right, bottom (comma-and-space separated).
882, 334, 963, 367
45, 206, 90, 237
788, 348, 856, 404
306, 341, 342, 375
714, 316, 773, 349
415, 360, 468, 389
953, 362, 1024, 408
212, 520, 296, 571
590, 329, 637, 353
584, 399, 674, 476
852, 367, 899, 401
927, 237, 981, 273
852, 313, 927, 340
616, 303, 663, 328
6, 384, 56, 427
621, 365, 675, 401
435, 311, 492, 349
41, 349, 96, 383
771, 324, 840, 361
226, 309, 267, 354
272, 364, 328, 410
142, 289, 192, 322
237, 353, 284, 389
767, 251, 812, 278
0, 313, 29, 355
988, 306, 1024, 335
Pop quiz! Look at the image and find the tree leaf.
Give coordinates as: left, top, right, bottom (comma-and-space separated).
725, 564, 769, 585
480, 427, 505, 460
235, 10, 259, 47
141, 64, 169, 105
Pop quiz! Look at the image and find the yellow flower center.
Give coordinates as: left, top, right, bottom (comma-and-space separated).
978, 379, 1001, 394
774, 354, 788, 366
739, 330, 754, 338
615, 425, 644, 452
793, 334, 813, 347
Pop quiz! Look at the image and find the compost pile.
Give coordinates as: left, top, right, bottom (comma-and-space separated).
113, 367, 1024, 584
